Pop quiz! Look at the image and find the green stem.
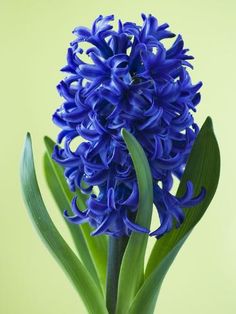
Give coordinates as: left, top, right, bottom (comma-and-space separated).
106, 236, 128, 314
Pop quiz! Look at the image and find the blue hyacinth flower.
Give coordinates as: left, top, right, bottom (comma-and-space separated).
52, 14, 205, 238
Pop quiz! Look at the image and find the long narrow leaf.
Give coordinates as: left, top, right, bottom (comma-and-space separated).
115, 129, 153, 314
44, 153, 101, 290
44, 136, 108, 289
128, 117, 220, 314
20, 133, 108, 314
129, 234, 189, 314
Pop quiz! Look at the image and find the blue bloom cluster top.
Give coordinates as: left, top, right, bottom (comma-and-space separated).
52, 14, 205, 238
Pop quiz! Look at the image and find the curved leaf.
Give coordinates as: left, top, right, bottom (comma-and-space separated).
44, 136, 108, 290
129, 234, 189, 314
128, 117, 220, 314
115, 129, 153, 314
20, 133, 108, 314
44, 153, 101, 290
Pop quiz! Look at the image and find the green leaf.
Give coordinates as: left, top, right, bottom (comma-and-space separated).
44, 153, 101, 290
129, 234, 189, 314
128, 117, 220, 314
115, 129, 153, 314
20, 133, 108, 314
44, 136, 108, 290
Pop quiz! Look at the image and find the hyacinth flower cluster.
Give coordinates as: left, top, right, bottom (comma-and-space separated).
52, 14, 206, 238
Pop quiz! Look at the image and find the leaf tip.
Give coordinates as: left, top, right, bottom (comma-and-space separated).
26, 132, 31, 140
204, 116, 213, 130
121, 128, 127, 138
43, 135, 53, 145
43, 136, 56, 155
23, 132, 32, 152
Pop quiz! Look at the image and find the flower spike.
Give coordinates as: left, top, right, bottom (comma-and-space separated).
52, 14, 204, 237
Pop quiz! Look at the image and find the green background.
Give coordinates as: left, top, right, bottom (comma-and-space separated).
0, 0, 235, 313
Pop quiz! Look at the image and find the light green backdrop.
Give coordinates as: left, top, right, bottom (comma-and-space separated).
0, 0, 235, 313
